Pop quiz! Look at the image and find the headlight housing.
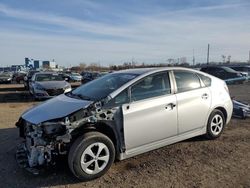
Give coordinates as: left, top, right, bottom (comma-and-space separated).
42, 122, 66, 137
237, 73, 243, 77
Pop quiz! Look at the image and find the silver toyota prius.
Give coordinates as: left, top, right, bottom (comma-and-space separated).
16, 67, 233, 181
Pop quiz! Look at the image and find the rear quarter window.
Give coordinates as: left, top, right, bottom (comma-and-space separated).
174, 71, 201, 93
197, 74, 212, 87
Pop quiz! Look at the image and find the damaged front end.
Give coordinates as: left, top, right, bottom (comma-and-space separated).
16, 118, 71, 174
15, 99, 124, 175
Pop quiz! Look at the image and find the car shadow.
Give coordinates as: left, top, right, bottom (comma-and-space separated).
0, 127, 81, 188
184, 135, 208, 142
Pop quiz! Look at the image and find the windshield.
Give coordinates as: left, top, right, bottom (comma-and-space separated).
35, 74, 64, 82
72, 73, 80, 76
222, 67, 238, 73
71, 73, 138, 100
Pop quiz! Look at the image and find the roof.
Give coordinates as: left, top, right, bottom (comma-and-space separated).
115, 67, 198, 75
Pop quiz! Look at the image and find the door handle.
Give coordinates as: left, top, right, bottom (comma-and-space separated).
165, 103, 176, 110
202, 93, 209, 99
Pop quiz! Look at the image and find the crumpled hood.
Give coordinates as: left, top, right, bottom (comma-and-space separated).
22, 94, 93, 124
37, 81, 69, 89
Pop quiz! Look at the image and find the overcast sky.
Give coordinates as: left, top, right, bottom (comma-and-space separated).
0, 0, 250, 66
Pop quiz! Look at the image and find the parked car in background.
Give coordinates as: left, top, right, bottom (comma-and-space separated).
24, 70, 40, 89
0, 72, 13, 84
29, 72, 71, 100
70, 72, 82, 82
16, 67, 232, 181
81, 71, 101, 84
227, 65, 250, 73
227, 65, 250, 78
59, 73, 71, 82
12, 72, 27, 83
200, 66, 245, 83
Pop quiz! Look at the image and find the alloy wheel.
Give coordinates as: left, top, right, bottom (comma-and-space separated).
211, 114, 223, 136
80, 142, 110, 175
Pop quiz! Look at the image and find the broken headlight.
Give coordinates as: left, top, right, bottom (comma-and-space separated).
42, 122, 66, 137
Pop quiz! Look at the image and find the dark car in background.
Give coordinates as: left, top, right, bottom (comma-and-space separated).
81, 71, 101, 84
200, 66, 245, 83
0, 72, 13, 84
24, 70, 40, 89
59, 73, 71, 82
227, 65, 250, 78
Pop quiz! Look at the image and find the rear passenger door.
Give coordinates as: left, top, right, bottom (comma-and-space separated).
173, 71, 212, 134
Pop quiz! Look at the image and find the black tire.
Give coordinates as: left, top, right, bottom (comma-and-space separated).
68, 132, 115, 181
205, 109, 225, 139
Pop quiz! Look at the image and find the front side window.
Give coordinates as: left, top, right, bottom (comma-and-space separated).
131, 72, 171, 101
105, 89, 129, 107
174, 71, 201, 93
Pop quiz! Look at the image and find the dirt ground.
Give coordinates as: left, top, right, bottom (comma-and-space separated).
0, 83, 249, 188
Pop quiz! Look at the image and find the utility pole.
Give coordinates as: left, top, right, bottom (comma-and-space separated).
207, 44, 210, 65
192, 49, 195, 66
249, 50, 250, 63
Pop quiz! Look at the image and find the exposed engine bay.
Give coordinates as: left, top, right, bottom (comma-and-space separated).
15, 101, 123, 174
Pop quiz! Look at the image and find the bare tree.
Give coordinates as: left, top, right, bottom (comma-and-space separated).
227, 55, 231, 64
222, 55, 226, 63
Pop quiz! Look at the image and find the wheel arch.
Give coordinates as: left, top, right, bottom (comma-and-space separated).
70, 122, 122, 159
214, 106, 228, 123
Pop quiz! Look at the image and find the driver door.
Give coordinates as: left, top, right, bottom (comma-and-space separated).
122, 72, 178, 152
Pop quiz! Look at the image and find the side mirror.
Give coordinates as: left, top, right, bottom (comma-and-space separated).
65, 78, 69, 81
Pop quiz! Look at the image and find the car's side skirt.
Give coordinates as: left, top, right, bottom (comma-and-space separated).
117, 127, 207, 160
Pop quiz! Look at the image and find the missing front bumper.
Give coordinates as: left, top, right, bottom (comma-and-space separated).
16, 143, 40, 175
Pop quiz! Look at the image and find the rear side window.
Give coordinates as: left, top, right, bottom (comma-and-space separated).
174, 71, 201, 93
198, 74, 211, 87
131, 72, 171, 101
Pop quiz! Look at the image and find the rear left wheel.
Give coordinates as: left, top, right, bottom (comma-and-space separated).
205, 109, 225, 139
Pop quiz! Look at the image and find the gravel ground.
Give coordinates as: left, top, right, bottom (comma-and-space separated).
0, 83, 249, 188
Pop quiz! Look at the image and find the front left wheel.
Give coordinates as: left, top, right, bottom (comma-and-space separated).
68, 132, 115, 181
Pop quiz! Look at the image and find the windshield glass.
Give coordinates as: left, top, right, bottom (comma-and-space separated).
71, 73, 138, 100
222, 67, 237, 73
35, 74, 64, 82
72, 73, 80, 76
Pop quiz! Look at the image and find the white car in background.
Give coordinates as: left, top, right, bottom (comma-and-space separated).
70, 72, 82, 82
16, 67, 233, 181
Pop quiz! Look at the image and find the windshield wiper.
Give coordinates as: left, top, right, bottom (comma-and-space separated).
76, 94, 94, 101
66, 92, 95, 101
